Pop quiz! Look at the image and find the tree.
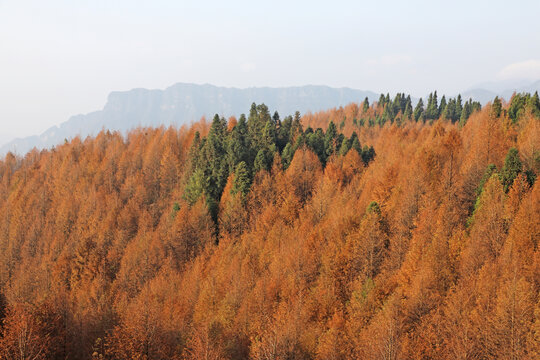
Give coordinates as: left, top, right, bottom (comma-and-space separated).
324, 121, 338, 158
0, 304, 51, 360
500, 147, 522, 192
491, 96, 502, 118
339, 137, 351, 156
414, 98, 424, 122
528, 91, 540, 117
253, 149, 269, 174
363, 97, 370, 113
232, 161, 251, 196
425, 91, 439, 120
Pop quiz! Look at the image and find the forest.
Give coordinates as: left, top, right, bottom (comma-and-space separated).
0, 91, 539, 359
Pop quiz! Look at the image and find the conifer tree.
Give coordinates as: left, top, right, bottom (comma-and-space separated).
253, 149, 268, 173
232, 161, 251, 196
414, 98, 425, 122
491, 96, 502, 118
363, 97, 370, 112
499, 147, 522, 192
324, 121, 338, 157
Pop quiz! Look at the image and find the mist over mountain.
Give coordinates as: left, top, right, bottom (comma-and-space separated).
2, 80, 539, 156
1, 83, 378, 156
461, 79, 540, 105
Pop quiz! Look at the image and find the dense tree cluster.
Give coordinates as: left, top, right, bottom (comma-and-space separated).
0, 93, 538, 359
313, 91, 482, 129
184, 103, 375, 221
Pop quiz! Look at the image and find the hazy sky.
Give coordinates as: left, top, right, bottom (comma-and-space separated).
1, 0, 540, 144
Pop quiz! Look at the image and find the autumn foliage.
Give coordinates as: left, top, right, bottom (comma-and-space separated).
0, 94, 539, 359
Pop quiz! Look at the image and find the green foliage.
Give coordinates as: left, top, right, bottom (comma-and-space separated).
499, 147, 522, 192
363, 97, 370, 112
414, 98, 424, 122
529, 91, 540, 117
491, 96, 502, 118
278, 115, 293, 151
425, 91, 439, 120
439, 95, 447, 116
366, 201, 381, 215
324, 121, 338, 158
184, 168, 208, 205
171, 202, 180, 218
254, 149, 269, 173
226, 114, 249, 173
307, 128, 326, 163
403, 96, 413, 120
361, 145, 376, 165
338, 137, 350, 156
281, 142, 294, 169
508, 93, 530, 123
477, 164, 497, 197
232, 161, 251, 196
459, 98, 481, 126
350, 135, 362, 155
181, 103, 390, 227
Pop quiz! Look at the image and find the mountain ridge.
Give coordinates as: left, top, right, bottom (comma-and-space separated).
1, 83, 379, 155
2, 81, 539, 156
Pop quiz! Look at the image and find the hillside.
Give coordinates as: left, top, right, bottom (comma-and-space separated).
0, 94, 539, 359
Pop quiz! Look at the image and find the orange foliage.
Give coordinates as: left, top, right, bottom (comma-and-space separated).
0, 104, 538, 359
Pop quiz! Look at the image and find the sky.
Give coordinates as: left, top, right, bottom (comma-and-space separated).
1, 0, 540, 145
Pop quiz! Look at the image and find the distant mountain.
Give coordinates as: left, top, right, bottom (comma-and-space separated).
3, 81, 540, 156
461, 79, 540, 105
1, 83, 378, 156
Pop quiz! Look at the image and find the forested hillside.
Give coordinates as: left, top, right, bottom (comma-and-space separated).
0, 92, 539, 359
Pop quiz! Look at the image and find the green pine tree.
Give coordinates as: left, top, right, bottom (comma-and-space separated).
414, 98, 424, 122
499, 147, 522, 192
232, 161, 251, 196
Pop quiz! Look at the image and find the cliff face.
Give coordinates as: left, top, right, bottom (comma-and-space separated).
0, 83, 377, 156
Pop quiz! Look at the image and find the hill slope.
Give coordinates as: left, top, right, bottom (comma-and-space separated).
0, 100, 538, 359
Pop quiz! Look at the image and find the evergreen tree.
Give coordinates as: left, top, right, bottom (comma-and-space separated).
528, 91, 540, 117
350, 136, 362, 155
281, 142, 294, 169
232, 161, 251, 196
203, 115, 228, 200
508, 93, 529, 123
339, 137, 350, 156
226, 115, 249, 173
273, 111, 281, 126
183, 168, 208, 205
290, 111, 303, 141
262, 119, 277, 148
188, 131, 203, 171
248, 103, 271, 150
253, 149, 269, 173
442, 98, 455, 121
414, 98, 424, 122
476, 164, 497, 196
324, 121, 338, 157
403, 95, 413, 120
307, 129, 326, 163
378, 94, 386, 108
499, 147, 522, 192
425, 91, 439, 120
363, 97, 370, 112
456, 94, 463, 117
491, 96, 502, 118
439, 95, 447, 117
361, 145, 376, 165
277, 115, 293, 151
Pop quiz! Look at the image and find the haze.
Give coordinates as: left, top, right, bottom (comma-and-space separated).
1, 0, 540, 146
